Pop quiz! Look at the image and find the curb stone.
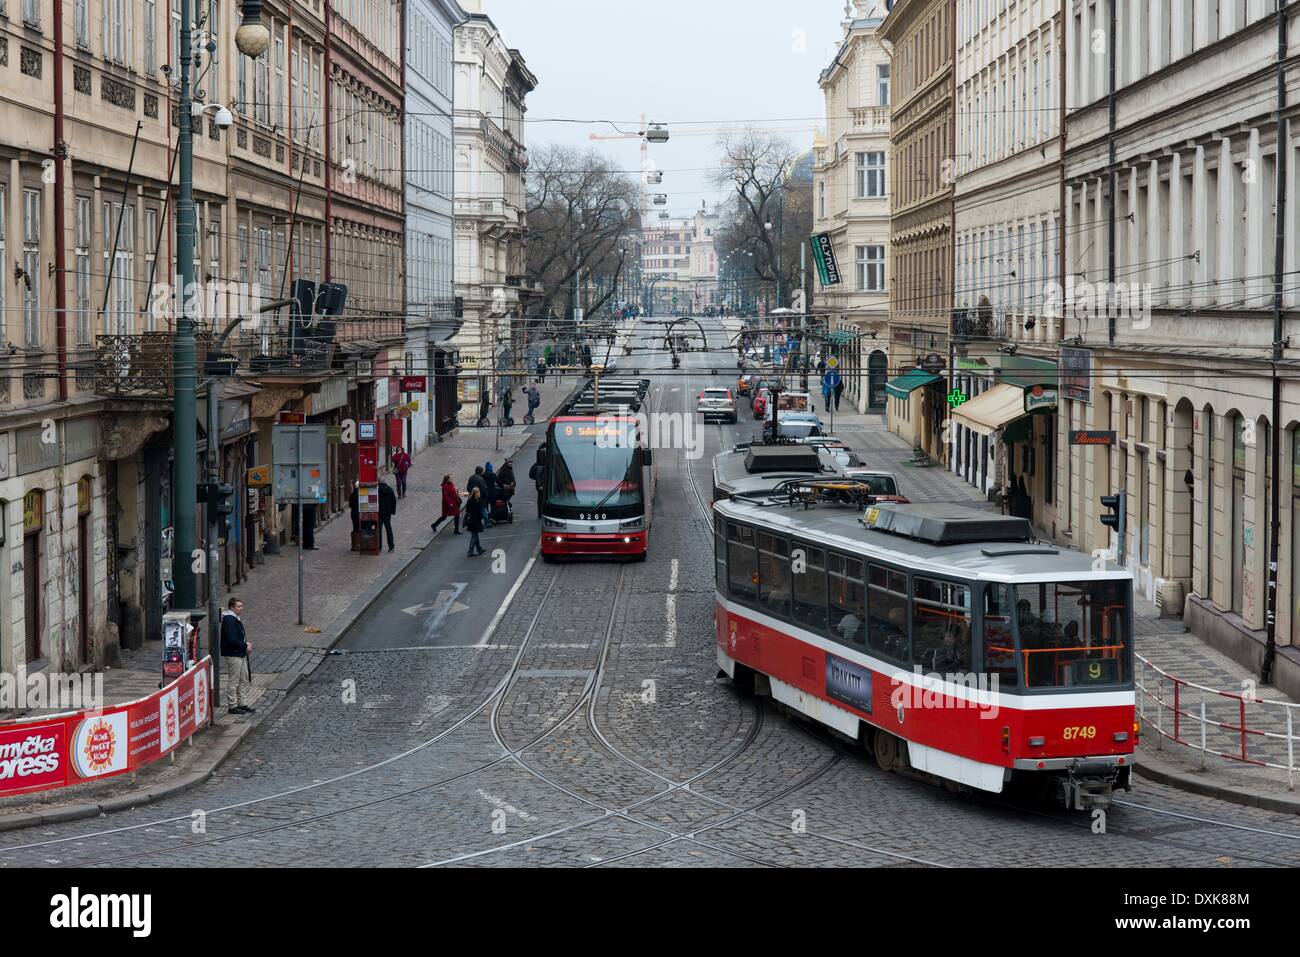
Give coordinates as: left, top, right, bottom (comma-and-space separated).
0, 426, 549, 834
1134, 748, 1300, 815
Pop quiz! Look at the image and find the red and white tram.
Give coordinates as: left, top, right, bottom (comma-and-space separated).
713, 487, 1136, 810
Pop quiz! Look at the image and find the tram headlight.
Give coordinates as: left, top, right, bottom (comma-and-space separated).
544, 517, 565, 529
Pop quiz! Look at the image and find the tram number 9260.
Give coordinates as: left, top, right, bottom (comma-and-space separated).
577, 513, 608, 522
1062, 726, 1097, 741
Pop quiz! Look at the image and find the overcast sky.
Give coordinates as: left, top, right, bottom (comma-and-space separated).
482, 0, 858, 218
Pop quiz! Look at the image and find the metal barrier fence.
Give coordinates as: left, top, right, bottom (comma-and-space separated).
1136, 653, 1300, 788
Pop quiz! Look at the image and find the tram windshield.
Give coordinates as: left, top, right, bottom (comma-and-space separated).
1011, 580, 1131, 689
546, 420, 643, 510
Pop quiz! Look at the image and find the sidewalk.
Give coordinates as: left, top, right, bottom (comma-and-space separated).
0, 376, 574, 829
830, 412, 1300, 814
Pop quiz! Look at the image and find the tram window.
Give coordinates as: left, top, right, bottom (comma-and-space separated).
727, 522, 758, 603
758, 532, 791, 620
867, 563, 909, 664
910, 577, 972, 674
715, 515, 727, 593
828, 553, 866, 647
982, 584, 1019, 688
791, 543, 828, 634
1014, 580, 1131, 689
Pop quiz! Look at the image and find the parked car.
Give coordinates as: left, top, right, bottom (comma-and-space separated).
697, 387, 738, 424
843, 468, 910, 504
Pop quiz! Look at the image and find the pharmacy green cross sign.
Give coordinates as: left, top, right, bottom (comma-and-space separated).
947, 389, 967, 408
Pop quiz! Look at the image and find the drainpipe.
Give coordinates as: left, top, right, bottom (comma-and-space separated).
1261, 8, 1287, 685
52, 0, 67, 401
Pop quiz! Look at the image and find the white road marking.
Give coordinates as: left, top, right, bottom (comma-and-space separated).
476, 554, 538, 648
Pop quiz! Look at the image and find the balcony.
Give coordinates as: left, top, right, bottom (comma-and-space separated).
849, 107, 889, 134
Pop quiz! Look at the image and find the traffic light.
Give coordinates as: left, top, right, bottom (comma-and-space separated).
1099, 493, 1123, 531
207, 482, 235, 543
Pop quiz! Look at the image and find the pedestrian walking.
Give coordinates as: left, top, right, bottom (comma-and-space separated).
535, 357, 547, 384
392, 445, 412, 499
525, 385, 540, 420
834, 379, 844, 411
478, 392, 492, 427
220, 597, 255, 715
821, 381, 834, 414
483, 462, 498, 526
467, 465, 488, 499
378, 478, 398, 552
349, 481, 360, 538
464, 488, 487, 557
432, 473, 463, 535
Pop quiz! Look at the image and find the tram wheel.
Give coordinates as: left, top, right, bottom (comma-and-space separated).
873, 728, 899, 772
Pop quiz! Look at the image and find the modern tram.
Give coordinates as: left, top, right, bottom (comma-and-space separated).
713, 484, 1136, 810
537, 377, 656, 561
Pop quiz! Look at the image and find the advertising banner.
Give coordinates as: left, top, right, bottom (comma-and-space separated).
810, 233, 842, 287
0, 660, 213, 798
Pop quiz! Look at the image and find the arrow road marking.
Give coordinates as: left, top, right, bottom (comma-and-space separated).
398, 582, 469, 642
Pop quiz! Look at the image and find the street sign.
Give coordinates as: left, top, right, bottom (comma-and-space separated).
810, 233, 842, 286
826, 356, 839, 369
399, 376, 427, 392
1071, 430, 1117, 446
246, 465, 271, 487
277, 411, 307, 425
920, 353, 945, 375
823, 371, 842, 391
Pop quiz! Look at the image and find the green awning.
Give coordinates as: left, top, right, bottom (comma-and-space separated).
885, 370, 942, 400
825, 330, 855, 346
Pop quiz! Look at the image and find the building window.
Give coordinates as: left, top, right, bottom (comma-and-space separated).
102, 201, 134, 335
144, 0, 155, 74
22, 189, 40, 347
856, 245, 885, 292
76, 0, 89, 47
856, 151, 885, 198
877, 63, 891, 106
75, 197, 91, 345
23, 0, 39, 28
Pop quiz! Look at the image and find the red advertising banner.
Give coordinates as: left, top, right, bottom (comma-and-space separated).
0, 659, 213, 798
399, 376, 426, 393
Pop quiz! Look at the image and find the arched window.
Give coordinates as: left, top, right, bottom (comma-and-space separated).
1231, 414, 1246, 615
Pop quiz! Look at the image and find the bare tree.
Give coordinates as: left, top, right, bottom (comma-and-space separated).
711, 129, 805, 302
526, 145, 640, 338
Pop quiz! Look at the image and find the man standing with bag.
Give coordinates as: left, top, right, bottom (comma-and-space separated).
220, 598, 254, 715
378, 479, 398, 552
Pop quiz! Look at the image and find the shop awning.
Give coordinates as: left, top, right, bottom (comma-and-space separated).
949, 383, 1027, 437
885, 370, 942, 400
825, 330, 855, 346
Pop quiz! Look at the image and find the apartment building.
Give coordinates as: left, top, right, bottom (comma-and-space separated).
812, 2, 893, 413
879, 0, 953, 458
1063, 1, 1300, 691
449, 1, 535, 409
947, 0, 1065, 527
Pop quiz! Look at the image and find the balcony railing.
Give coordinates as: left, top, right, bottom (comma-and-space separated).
850, 107, 889, 134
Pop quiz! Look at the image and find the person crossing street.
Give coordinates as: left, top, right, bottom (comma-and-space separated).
392, 445, 412, 499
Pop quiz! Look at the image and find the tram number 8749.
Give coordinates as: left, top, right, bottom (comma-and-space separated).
1062, 726, 1098, 741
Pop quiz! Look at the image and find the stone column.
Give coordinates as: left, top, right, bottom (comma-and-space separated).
1168, 153, 1186, 307
1245, 128, 1265, 305
1192, 145, 1209, 307
1242, 419, 1267, 631
1150, 0, 1170, 73
1171, 0, 1191, 62
1217, 137, 1239, 308
1147, 159, 1164, 306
